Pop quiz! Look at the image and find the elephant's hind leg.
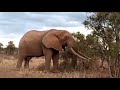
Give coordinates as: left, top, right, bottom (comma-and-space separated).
16, 56, 24, 70
24, 57, 32, 69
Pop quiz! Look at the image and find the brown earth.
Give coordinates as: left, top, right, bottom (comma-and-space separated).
0, 55, 110, 78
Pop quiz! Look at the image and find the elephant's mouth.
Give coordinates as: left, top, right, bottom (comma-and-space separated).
62, 43, 67, 51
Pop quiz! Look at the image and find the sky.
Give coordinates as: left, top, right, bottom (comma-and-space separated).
0, 12, 92, 48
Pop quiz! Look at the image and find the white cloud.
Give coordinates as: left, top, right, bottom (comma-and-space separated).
38, 26, 92, 35
0, 33, 23, 48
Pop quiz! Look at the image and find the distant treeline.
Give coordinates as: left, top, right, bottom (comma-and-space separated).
0, 41, 18, 55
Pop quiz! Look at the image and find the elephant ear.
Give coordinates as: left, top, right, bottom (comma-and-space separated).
42, 33, 62, 51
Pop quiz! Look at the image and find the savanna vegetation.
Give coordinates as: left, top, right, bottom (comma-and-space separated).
0, 12, 120, 78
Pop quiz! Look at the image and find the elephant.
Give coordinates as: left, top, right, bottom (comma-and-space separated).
16, 29, 90, 73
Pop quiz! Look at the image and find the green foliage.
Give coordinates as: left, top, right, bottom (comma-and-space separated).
60, 32, 101, 71
60, 47, 77, 70
72, 32, 86, 54
61, 12, 120, 75
0, 42, 3, 53
6, 41, 16, 55
83, 12, 120, 77
72, 32, 100, 58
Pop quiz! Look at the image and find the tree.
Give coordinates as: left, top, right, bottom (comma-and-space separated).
83, 12, 120, 77
72, 32, 87, 55
0, 42, 3, 53
6, 41, 16, 55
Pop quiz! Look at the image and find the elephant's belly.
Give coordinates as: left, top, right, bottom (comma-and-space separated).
26, 48, 44, 57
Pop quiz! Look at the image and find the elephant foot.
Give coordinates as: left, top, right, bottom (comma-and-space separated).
51, 69, 61, 73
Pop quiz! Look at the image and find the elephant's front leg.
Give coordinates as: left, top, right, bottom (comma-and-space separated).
45, 56, 51, 72
52, 51, 60, 73
44, 50, 53, 72
42, 44, 53, 72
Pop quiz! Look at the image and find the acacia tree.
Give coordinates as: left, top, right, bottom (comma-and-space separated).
83, 12, 120, 77
72, 32, 87, 55
0, 42, 3, 53
72, 32, 100, 58
6, 41, 16, 55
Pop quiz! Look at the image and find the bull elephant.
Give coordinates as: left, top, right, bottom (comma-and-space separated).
16, 29, 90, 73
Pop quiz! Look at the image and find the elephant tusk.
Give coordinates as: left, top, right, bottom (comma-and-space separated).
70, 48, 88, 60
78, 51, 91, 60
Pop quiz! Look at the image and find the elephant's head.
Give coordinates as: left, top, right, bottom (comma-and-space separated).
42, 29, 90, 60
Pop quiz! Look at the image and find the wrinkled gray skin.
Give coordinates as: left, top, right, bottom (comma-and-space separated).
16, 29, 90, 73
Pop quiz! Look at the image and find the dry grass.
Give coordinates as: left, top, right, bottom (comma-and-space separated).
0, 54, 110, 78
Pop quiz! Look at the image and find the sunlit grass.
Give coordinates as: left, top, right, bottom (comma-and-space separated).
0, 54, 110, 78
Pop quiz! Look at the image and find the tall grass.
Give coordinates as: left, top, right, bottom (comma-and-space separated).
0, 54, 110, 78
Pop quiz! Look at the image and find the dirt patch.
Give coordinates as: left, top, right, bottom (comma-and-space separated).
0, 55, 110, 78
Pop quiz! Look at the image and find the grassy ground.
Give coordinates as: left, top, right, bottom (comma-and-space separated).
0, 54, 110, 78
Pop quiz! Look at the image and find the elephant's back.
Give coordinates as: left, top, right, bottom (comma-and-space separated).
20, 30, 47, 43
19, 30, 48, 46
18, 30, 48, 56
22, 30, 46, 38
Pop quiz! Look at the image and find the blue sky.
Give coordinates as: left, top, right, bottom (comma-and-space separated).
0, 12, 92, 47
